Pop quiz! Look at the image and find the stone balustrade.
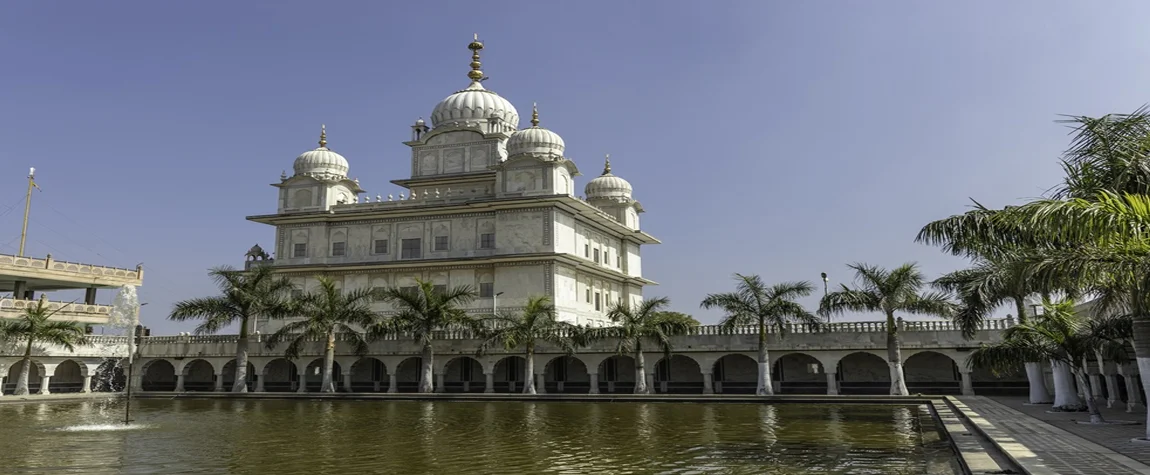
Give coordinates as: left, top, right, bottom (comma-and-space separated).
0, 252, 144, 282
330, 190, 627, 226
0, 298, 114, 324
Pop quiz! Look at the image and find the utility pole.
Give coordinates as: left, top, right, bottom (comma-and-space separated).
493, 292, 504, 315
18, 168, 39, 256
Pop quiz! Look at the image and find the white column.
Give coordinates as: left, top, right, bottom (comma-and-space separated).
175, 374, 186, 392
535, 372, 547, 394
213, 374, 225, 392
342, 373, 353, 392
1105, 373, 1121, 408
589, 372, 600, 394
1089, 372, 1105, 399
387, 373, 397, 393
297, 369, 308, 393
435, 373, 445, 393
81, 374, 92, 394
373, 380, 380, 392
484, 372, 494, 394
702, 371, 714, 395
960, 371, 974, 396
254, 373, 265, 393
1125, 373, 1145, 412
38, 375, 51, 395
644, 373, 656, 394
825, 372, 838, 395
0, 375, 6, 397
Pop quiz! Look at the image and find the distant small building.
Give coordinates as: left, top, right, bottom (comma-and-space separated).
246, 36, 658, 332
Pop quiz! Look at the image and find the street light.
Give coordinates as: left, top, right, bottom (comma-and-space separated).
820, 272, 828, 297
493, 292, 504, 315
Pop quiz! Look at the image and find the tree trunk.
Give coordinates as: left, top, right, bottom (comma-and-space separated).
1132, 312, 1150, 439
233, 325, 250, 393
1051, 360, 1083, 411
1017, 297, 1050, 403
634, 340, 648, 394
523, 345, 537, 395
757, 315, 773, 396
886, 312, 908, 396
1075, 366, 1105, 424
319, 331, 336, 393
13, 339, 34, 396
418, 343, 435, 393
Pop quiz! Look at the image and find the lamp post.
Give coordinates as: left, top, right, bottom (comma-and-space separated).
493, 292, 504, 315
820, 272, 828, 297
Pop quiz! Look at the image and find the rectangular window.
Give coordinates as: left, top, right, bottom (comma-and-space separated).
293, 243, 307, 258
586, 288, 591, 303
479, 233, 495, 249
617, 255, 621, 267
584, 244, 590, 257
479, 282, 494, 298
595, 292, 601, 311
401, 238, 422, 259
373, 239, 389, 254
594, 248, 600, 264
331, 241, 346, 257
433, 284, 447, 295
434, 235, 449, 251
604, 250, 610, 266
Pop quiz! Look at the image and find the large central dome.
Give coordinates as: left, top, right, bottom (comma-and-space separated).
429, 35, 519, 129
430, 81, 519, 128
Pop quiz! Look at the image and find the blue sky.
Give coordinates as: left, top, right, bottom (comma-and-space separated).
3, 1, 1150, 334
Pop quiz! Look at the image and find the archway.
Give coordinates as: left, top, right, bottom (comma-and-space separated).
94, 358, 127, 392
303, 359, 343, 392
4, 360, 43, 394
141, 359, 176, 391
443, 356, 485, 393
837, 352, 889, 395
221, 360, 257, 392
545, 356, 590, 393
597, 355, 636, 394
492, 356, 526, 393
394, 357, 423, 393
654, 354, 703, 394
904, 351, 959, 395
52, 360, 85, 393
261, 359, 298, 392
712, 354, 756, 394
182, 359, 216, 392
773, 353, 826, 394
350, 358, 387, 392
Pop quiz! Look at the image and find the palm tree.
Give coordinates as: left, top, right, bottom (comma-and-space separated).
371, 280, 479, 393
595, 297, 695, 394
264, 276, 376, 393
818, 263, 954, 396
700, 274, 820, 396
0, 297, 89, 395
969, 299, 1127, 423
476, 295, 579, 394
169, 264, 293, 392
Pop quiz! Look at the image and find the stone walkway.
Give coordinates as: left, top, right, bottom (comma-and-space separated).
955, 396, 1150, 474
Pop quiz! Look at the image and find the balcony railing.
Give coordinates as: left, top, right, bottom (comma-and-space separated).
0, 252, 143, 281
0, 298, 113, 317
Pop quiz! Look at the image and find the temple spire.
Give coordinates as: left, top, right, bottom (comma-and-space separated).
603, 154, 612, 175
531, 102, 540, 127
318, 124, 327, 148
467, 34, 485, 83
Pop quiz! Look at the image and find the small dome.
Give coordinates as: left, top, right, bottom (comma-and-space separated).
431, 82, 519, 129
585, 155, 632, 199
507, 103, 564, 158
293, 126, 349, 177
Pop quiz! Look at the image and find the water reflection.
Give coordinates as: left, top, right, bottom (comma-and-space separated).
0, 400, 959, 474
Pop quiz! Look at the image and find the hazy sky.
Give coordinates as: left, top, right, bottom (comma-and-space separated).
3, 1, 1150, 334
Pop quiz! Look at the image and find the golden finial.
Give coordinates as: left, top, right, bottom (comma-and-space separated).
319, 124, 327, 148
603, 154, 612, 175
531, 102, 539, 127
467, 34, 485, 82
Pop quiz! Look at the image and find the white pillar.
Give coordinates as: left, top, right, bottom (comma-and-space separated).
484, 372, 494, 394
342, 373, 353, 392
1089, 372, 1105, 399
645, 373, 656, 394
1105, 373, 1121, 408
387, 373, 397, 393
435, 373, 445, 393
297, 369, 308, 393
702, 372, 714, 395
825, 372, 838, 395
38, 375, 51, 395
0, 375, 6, 397
373, 380, 380, 392
175, 374, 186, 392
1125, 373, 1145, 413
589, 372, 600, 394
254, 373, 265, 393
535, 373, 547, 394
960, 371, 974, 396
81, 374, 92, 394
213, 374, 225, 392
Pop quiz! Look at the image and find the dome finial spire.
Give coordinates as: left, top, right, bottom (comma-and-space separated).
467, 34, 485, 83
603, 154, 612, 175
319, 124, 327, 148
531, 102, 540, 127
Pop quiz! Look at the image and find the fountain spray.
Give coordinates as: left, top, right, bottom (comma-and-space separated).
109, 285, 140, 425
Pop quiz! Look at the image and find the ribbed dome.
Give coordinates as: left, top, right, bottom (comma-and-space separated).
293, 126, 349, 177
431, 82, 519, 129
507, 104, 564, 158
585, 155, 632, 199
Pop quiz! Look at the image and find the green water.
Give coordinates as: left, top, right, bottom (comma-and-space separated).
0, 399, 960, 474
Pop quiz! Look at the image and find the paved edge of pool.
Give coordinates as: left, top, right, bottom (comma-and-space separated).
132, 391, 1019, 474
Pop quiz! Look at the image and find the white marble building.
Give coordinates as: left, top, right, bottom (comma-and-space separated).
248, 36, 658, 332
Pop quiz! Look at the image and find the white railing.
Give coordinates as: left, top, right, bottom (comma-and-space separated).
0, 252, 143, 280
0, 298, 113, 316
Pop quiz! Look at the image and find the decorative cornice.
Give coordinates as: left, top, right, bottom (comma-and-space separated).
273, 259, 556, 276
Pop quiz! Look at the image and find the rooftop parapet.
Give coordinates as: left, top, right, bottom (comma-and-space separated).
0, 297, 115, 324
0, 253, 144, 291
